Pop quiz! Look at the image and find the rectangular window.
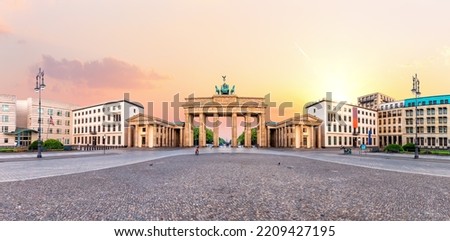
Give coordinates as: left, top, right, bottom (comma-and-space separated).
1, 115, 9, 122
1, 126, 9, 133
2, 105, 9, 112
48, 109, 53, 116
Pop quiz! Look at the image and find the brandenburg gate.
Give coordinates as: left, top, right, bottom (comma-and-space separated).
182, 76, 267, 147
128, 76, 322, 149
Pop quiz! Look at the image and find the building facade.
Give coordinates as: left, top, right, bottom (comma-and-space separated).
72, 99, 144, 147
307, 100, 378, 148
127, 114, 184, 148
0, 94, 17, 147
15, 98, 78, 145
402, 95, 449, 149
378, 101, 404, 147
267, 114, 322, 148
357, 92, 395, 110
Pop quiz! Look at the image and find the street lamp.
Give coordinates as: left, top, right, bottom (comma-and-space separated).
34, 68, 46, 158
411, 73, 421, 159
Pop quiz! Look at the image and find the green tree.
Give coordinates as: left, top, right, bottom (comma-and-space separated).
402, 143, 416, 152
237, 128, 257, 145
28, 140, 39, 150
193, 127, 214, 145
43, 139, 64, 150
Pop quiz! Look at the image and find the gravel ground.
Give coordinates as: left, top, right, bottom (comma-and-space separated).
0, 153, 449, 221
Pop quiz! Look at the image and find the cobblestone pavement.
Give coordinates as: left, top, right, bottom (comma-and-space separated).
0, 153, 449, 221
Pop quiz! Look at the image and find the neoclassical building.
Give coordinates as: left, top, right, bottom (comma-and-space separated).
127, 114, 183, 148
267, 114, 322, 148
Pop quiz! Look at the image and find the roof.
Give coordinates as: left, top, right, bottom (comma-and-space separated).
305, 99, 378, 112
73, 99, 144, 111
4, 128, 38, 135
127, 113, 180, 127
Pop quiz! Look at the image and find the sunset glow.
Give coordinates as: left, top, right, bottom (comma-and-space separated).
1, 0, 450, 120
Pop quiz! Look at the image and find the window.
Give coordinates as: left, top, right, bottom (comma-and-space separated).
57, 110, 63, 116
1, 115, 9, 122
2, 105, 9, 112
1, 126, 8, 133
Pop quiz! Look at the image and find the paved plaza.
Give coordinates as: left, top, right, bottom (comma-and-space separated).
0, 148, 449, 220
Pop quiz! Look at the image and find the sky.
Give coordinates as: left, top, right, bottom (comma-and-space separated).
1, 0, 450, 138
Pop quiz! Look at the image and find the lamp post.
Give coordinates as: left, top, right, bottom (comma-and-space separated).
411, 73, 421, 159
34, 68, 46, 158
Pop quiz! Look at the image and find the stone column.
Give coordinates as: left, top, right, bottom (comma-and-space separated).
171, 128, 175, 147
128, 125, 133, 147
244, 113, 251, 147
134, 124, 139, 148
258, 114, 266, 147
295, 125, 301, 148
145, 124, 150, 148
199, 113, 206, 147
299, 124, 304, 148
184, 113, 191, 147
276, 128, 279, 147
317, 125, 322, 148
232, 112, 237, 147
257, 114, 261, 147
213, 113, 219, 147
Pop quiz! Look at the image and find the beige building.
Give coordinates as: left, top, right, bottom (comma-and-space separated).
358, 92, 395, 110
72, 99, 144, 147
15, 98, 78, 145
267, 114, 322, 148
378, 101, 404, 147
127, 114, 184, 148
402, 95, 449, 149
307, 99, 378, 148
0, 94, 17, 147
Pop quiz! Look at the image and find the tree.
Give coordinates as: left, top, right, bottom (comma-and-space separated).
237, 128, 257, 145
193, 127, 214, 145
43, 139, 64, 150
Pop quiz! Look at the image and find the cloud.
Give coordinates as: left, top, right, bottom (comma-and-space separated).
38, 55, 167, 89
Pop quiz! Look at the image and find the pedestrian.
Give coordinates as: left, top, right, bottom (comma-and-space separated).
195, 146, 199, 155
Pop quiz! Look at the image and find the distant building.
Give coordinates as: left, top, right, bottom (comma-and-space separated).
400, 95, 448, 149
357, 92, 395, 110
377, 101, 404, 147
0, 94, 17, 147
307, 99, 378, 148
72, 99, 144, 147
16, 98, 78, 145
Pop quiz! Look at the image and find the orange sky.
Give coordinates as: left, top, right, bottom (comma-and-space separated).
1, 0, 450, 133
